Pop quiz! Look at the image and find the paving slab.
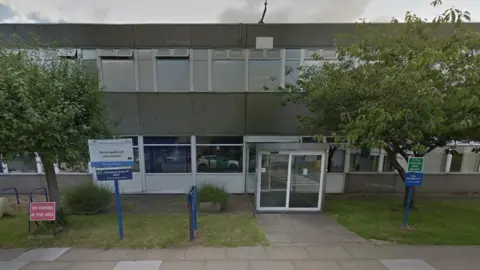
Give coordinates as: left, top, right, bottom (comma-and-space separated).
226, 247, 268, 260
261, 224, 297, 233
159, 260, 205, 270
113, 260, 163, 270
185, 247, 225, 260
142, 249, 186, 260
0, 249, 28, 261
265, 246, 309, 260
287, 233, 330, 244
424, 259, 479, 270
293, 260, 343, 270
0, 261, 29, 270
250, 260, 296, 270
265, 233, 293, 243
55, 249, 106, 261
327, 234, 367, 243
70, 261, 118, 270
13, 248, 70, 262
304, 245, 353, 260
341, 244, 384, 259
205, 261, 248, 270
292, 225, 328, 234
337, 260, 389, 270
380, 259, 436, 270
19, 261, 73, 270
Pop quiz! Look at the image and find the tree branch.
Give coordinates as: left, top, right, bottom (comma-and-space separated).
258, 0, 268, 24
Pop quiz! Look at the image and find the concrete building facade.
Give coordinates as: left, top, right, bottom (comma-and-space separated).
1, 24, 480, 212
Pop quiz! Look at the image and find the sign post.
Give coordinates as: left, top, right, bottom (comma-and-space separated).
403, 157, 424, 228
88, 139, 134, 240
187, 186, 198, 241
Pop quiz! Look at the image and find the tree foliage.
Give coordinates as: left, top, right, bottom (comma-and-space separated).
0, 38, 111, 209
279, 10, 480, 206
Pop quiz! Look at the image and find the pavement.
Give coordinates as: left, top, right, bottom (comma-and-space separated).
1, 214, 480, 269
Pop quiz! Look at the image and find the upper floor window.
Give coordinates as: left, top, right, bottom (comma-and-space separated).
212, 49, 246, 92
156, 48, 190, 92
285, 49, 301, 86
137, 50, 154, 91
193, 49, 209, 92
248, 49, 281, 92
99, 49, 135, 91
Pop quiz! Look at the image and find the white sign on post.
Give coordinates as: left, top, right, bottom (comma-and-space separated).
88, 139, 134, 168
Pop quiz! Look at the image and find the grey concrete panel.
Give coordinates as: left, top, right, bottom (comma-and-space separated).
245, 24, 355, 48
190, 24, 246, 48
344, 173, 399, 193
2, 23, 480, 49
0, 24, 135, 48
192, 93, 245, 135
103, 92, 140, 135
246, 93, 307, 135
0, 174, 92, 194
137, 93, 193, 135
55, 174, 92, 192
133, 24, 191, 47
0, 174, 45, 193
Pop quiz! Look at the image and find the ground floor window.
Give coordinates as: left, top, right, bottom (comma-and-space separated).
120, 136, 140, 172
196, 136, 243, 173
6, 153, 38, 173
143, 136, 191, 173
350, 149, 380, 172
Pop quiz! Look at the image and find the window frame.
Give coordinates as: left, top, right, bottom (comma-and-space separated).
143, 136, 192, 174
196, 136, 244, 174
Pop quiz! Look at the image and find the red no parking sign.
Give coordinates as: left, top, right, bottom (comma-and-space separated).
29, 202, 56, 221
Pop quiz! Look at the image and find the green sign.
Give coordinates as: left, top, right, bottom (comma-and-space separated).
407, 157, 424, 172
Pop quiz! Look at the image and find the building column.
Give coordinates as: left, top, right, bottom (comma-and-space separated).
191, 135, 197, 187
35, 153, 43, 173
138, 135, 146, 192
445, 152, 453, 172
344, 148, 351, 173
378, 151, 385, 172
2, 161, 9, 173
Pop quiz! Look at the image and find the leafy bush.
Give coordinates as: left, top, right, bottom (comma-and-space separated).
198, 184, 229, 209
65, 182, 112, 214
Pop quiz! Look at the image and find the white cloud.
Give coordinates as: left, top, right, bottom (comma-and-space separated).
218, 0, 374, 23
0, 0, 479, 23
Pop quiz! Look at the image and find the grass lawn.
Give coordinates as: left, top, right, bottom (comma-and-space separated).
0, 213, 267, 248
326, 196, 480, 245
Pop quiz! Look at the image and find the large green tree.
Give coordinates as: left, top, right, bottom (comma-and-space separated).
280, 10, 480, 207
0, 42, 110, 212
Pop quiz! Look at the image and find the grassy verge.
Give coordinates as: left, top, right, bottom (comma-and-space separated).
325, 196, 480, 245
0, 213, 267, 248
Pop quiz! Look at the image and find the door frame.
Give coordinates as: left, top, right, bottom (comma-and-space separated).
255, 151, 326, 212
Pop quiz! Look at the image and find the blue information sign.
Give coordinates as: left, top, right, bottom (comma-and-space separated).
96, 168, 133, 181
405, 172, 423, 187
91, 161, 134, 168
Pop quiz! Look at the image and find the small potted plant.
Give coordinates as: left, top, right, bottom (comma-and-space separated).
197, 184, 229, 212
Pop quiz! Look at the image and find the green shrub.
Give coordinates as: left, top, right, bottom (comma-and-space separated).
198, 184, 229, 209
65, 182, 112, 214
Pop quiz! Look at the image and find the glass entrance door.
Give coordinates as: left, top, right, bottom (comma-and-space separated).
288, 154, 322, 209
256, 152, 325, 211
258, 154, 289, 208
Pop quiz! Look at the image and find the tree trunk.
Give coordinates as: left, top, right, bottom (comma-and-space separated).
43, 160, 61, 210
327, 146, 338, 172
384, 147, 415, 209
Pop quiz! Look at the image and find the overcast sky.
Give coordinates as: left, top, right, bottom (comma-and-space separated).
0, 0, 479, 23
